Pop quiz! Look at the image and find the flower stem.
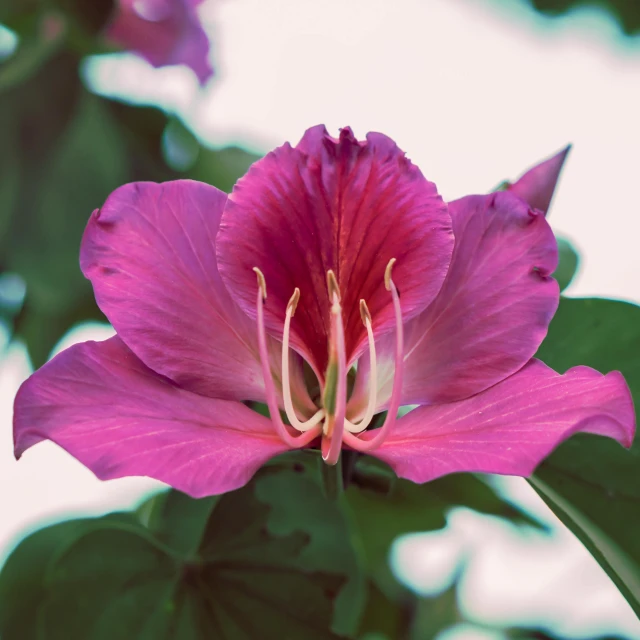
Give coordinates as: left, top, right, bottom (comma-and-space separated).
320, 455, 343, 500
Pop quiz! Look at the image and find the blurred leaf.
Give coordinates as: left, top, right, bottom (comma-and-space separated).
0, 12, 67, 92
553, 236, 579, 292
188, 142, 261, 193
9, 91, 128, 314
346, 458, 540, 596
1, 465, 361, 639
526, 0, 640, 36
533, 297, 640, 617
53, 0, 115, 35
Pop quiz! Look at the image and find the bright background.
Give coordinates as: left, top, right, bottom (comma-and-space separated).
2, 0, 640, 637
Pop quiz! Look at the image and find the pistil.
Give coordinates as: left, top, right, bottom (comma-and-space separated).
321, 281, 347, 465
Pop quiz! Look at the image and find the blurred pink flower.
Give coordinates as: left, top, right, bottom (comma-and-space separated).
105, 0, 213, 83
13, 127, 635, 497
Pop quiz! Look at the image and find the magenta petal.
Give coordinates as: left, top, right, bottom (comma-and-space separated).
106, 0, 213, 83
356, 192, 559, 411
80, 180, 277, 404
217, 126, 453, 374
506, 145, 571, 215
368, 359, 635, 484
14, 337, 289, 498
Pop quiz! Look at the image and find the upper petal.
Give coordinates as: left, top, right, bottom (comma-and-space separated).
81, 179, 312, 409
367, 359, 635, 484
216, 126, 454, 375
106, 0, 213, 83
505, 145, 571, 215
352, 192, 559, 413
14, 337, 289, 498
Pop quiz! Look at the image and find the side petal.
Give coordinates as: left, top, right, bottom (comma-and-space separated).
13, 337, 289, 498
353, 192, 559, 413
105, 0, 213, 84
217, 125, 453, 374
81, 179, 313, 411
368, 360, 635, 483
506, 145, 571, 215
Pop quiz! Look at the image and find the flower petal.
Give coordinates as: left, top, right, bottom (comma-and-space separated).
106, 0, 213, 84
352, 191, 559, 414
14, 337, 289, 498
217, 126, 453, 375
81, 180, 312, 409
506, 145, 571, 215
367, 359, 635, 483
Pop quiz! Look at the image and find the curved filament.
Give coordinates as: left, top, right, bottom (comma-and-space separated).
343, 264, 403, 452
282, 288, 325, 432
253, 269, 321, 448
345, 300, 377, 434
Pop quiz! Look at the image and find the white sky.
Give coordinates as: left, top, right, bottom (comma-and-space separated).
2, 0, 640, 637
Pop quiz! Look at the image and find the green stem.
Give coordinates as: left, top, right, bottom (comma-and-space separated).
320, 455, 343, 500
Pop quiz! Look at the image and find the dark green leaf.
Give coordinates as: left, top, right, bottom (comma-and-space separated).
0, 514, 139, 640
2, 465, 361, 639
533, 297, 640, 616
553, 236, 579, 292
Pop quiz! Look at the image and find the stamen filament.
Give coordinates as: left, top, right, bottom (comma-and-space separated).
343, 260, 403, 452
321, 292, 347, 465
345, 299, 377, 433
282, 288, 325, 432
253, 268, 322, 448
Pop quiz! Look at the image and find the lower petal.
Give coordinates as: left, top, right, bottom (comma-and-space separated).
13, 337, 289, 498
367, 359, 635, 484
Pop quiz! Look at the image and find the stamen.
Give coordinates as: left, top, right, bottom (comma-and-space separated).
343, 258, 403, 452
345, 299, 377, 433
254, 269, 322, 448
321, 291, 347, 465
282, 288, 325, 432
326, 269, 340, 302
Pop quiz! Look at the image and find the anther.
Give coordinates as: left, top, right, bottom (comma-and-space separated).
326, 269, 340, 302
287, 288, 300, 315
253, 267, 267, 300
359, 299, 372, 326
384, 258, 396, 292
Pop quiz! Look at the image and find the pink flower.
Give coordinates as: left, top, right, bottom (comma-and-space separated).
13, 127, 635, 497
105, 0, 213, 84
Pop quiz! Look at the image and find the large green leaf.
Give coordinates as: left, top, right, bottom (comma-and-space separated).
533, 297, 640, 616
1, 465, 361, 639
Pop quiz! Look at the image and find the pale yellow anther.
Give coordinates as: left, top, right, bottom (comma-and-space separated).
384, 258, 396, 292
253, 267, 267, 300
287, 288, 300, 316
326, 269, 340, 302
359, 299, 372, 326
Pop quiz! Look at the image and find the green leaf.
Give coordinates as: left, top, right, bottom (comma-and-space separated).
0, 514, 139, 640
2, 465, 361, 639
553, 236, 579, 292
346, 458, 540, 596
533, 297, 640, 616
